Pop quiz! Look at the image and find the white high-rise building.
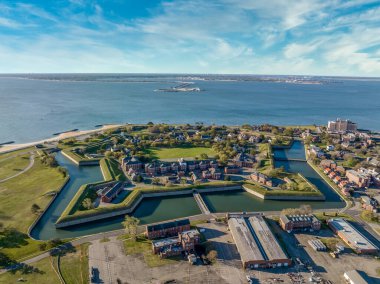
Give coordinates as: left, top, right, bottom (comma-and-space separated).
327, 118, 357, 133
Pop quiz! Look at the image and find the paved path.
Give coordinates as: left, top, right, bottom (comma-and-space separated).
0, 153, 35, 183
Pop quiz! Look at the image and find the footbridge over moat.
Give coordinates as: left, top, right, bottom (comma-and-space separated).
193, 191, 211, 215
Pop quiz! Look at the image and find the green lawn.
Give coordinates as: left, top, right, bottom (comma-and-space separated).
60, 244, 90, 284
0, 158, 66, 260
100, 158, 125, 181
0, 153, 31, 180
123, 236, 182, 267
0, 159, 65, 232
0, 257, 60, 284
146, 146, 216, 159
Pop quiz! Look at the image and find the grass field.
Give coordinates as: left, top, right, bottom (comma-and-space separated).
0, 159, 65, 232
60, 243, 90, 284
0, 153, 31, 180
146, 146, 216, 159
0, 157, 66, 260
123, 236, 181, 267
0, 257, 60, 284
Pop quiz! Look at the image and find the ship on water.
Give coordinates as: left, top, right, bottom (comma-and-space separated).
155, 82, 201, 92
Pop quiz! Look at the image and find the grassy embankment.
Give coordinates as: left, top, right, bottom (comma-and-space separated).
145, 146, 216, 160
123, 236, 181, 267
57, 181, 241, 224
99, 157, 126, 181
257, 143, 274, 172
0, 155, 67, 261
243, 179, 324, 197
61, 148, 100, 165
304, 145, 350, 202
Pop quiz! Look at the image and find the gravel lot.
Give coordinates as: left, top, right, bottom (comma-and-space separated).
88, 220, 380, 284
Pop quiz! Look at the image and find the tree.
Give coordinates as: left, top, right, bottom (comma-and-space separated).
39, 243, 47, 251
31, 203, 40, 214
82, 198, 93, 210
200, 153, 209, 159
207, 250, 218, 263
122, 216, 140, 241
152, 177, 160, 185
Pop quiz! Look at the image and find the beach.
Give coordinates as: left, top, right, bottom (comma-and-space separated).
0, 124, 121, 154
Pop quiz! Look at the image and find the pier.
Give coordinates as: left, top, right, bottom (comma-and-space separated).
193, 191, 211, 215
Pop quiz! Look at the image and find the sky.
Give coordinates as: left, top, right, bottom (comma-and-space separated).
0, 0, 380, 76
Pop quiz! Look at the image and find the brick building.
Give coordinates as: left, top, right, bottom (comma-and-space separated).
279, 214, 321, 232
146, 219, 191, 239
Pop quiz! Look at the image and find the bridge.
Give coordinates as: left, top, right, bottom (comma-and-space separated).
274, 157, 306, 162
193, 191, 211, 215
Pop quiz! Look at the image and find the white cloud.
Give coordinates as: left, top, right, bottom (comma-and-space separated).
0, 16, 20, 28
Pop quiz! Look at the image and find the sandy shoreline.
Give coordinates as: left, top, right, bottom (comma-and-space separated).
0, 124, 122, 154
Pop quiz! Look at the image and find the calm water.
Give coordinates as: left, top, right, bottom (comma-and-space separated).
203, 142, 343, 212
1, 74, 380, 143
31, 141, 344, 240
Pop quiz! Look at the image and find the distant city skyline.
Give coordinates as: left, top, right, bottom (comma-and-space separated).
0, 0, 380, 76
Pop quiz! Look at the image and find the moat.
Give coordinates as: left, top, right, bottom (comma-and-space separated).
30, 141, 345, 240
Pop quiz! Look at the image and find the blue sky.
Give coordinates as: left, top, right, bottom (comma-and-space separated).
0, 0, 380, 76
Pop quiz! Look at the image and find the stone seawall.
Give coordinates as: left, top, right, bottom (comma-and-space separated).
28, 176, 71, 237
61, 150, 99, 166
55, 185, 241, 228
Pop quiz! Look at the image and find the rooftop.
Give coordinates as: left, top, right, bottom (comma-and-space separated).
147, 218, 190, 232
344, 270, 368, 284
328, 218, 378, 252
152, 237, 180, 248
228, 216, 288, 263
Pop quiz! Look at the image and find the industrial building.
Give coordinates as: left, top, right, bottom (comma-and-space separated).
279, 214, 321, 232
228, 214, 291, 269
327, 218, 378, 254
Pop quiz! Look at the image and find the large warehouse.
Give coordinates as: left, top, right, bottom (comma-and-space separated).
228, 214, 291, 269
327, 218, 378, 254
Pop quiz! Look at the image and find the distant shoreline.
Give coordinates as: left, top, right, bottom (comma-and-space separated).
0, 124, 121, 154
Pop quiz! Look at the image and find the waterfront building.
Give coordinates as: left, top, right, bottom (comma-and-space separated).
146, 219, 191, 239
327, 218, 378, 254
279, 214, 321, 232
228, 215, 291, 269
327, 118, 357, 133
